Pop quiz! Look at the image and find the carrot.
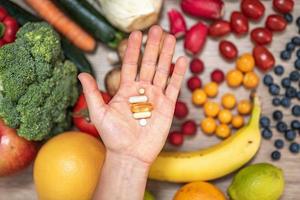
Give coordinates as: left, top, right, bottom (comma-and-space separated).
25, 0, 96, 52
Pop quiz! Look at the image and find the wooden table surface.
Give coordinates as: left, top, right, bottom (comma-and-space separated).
0, 0, 299, 199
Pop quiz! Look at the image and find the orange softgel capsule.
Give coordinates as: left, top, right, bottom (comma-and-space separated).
131, 102, 153, 113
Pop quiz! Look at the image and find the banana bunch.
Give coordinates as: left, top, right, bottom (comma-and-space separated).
149, 97, 261, 183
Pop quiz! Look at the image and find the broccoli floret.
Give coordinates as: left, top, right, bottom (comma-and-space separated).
0, 22, 78, 141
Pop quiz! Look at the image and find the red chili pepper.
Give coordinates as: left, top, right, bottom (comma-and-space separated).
0, 6, 19, 47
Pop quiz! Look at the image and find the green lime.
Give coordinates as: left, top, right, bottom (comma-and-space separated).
144, 190, 155, 200
228, 163, 285, 200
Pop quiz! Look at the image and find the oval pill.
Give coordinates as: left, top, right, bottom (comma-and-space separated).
129, 95, 148, 103
133, 111, 152, 119
131, 103, 153, 113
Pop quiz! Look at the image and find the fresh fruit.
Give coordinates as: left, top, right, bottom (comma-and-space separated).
280, 50, 291, 60
168, 9, 187, 38
221, 93, 236, 110
261, 128, 272, 139
208, 20, 231, 37
168, 131, 184, 146
218, 109, 232, 124
273, 110, 283, 121
268, 84, 280, 95
190, 58, 204, 74
273, 0, 294, 14
228, 163, 285, 200
292, 105, 300, 116
289, 142, 299, 153
253, 46, 275, 71
263, 74, 274, 86
237, 99, 252, 115
201, 117, 217, 135
230, 11, 249, 35
241, 0, 265, 21
204, 82, 218, 97
181, 120, 197, 136
175, 101, 189, 119
187, 76, 202, 91
243, 71, 260, 89
219, 40, 238, 60
271, 150, 281, 160
173, 181, 226, 200
265, 14, 287, 32
251, 27, 272, 45
144, 190, 155, 200
184, 22, 208, 55
231, 115, 244, 128
211, 69, 225, 83
73, 92, 111, 137
34, 132, 105, 200
274, 139, 284, 149
192, 89, 207, 106
149, 97, 261, 182
276, 121, 288, 133
226, 69, 244, 87
284, 13, 293, 23
105, 67, 121, 96
260, 116, 270, 128
0, 120, 37, 176
215, 124, 231, 139
204, 101, 220, 117
284, 130, 296, 141
274, 65, 284, 75
236, 53, 255, 73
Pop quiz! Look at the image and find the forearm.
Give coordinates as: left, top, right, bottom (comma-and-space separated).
93, 151, 150, 200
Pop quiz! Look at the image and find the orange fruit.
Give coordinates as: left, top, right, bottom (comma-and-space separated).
34, 132, 105, 200
204, 101, 220, 117
201, 117, 217, 135
232, 115, 245, 129
192, 89, 207, 106
236, 53, 255, 73
174, 181, 226, 200
204, 82, 219, 97
243, 71, 260, 89
237, 99, 252, 115
226, 69, 244, 88
215, 124, 231, 139
221, 93, 236, 110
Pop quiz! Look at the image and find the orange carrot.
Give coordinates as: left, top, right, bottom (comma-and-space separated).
25, 0, 96, 52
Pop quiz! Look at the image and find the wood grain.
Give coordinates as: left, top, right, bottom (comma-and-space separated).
0, 1, 299, 200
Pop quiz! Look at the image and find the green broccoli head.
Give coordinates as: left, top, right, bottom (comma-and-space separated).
0, 22, 78, 141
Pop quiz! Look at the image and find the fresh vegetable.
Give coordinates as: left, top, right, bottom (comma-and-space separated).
192, 89, 207, 106
219, 40, 238, 60
25, 0, 95, 52
265, 14, 287, 32
105, 67, 121, 97
72, 92, 111, 138
168, 9, 187, 38
181, 0, 224, 20
241, 0, 265, 21
117, 39, 128, 61
0, 119, 37, 176
211, 69, 225, 83
208, 20, 231, 37
230, 11, 249, 35
273, 0, 294, 14
251, 27, 273, 45
55, 0, 123, 49
184, 22, 208, 55
0, 22, 78, 141
0, 6, 18, 47
0, 0, 94, 75
144, 190, 155, 200
174, 101, 189, 119
253, 46, 275, 71
181, 120, 197, 136
98, 0, 162, 33
203, 82, 219, 98
187, 76, 202, 91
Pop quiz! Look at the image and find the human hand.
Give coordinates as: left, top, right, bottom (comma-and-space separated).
79, 26, 188, 166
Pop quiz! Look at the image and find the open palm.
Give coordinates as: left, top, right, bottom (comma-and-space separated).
79, 26, 187, 164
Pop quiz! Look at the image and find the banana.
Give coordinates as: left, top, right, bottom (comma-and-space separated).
149, 97, 261, 183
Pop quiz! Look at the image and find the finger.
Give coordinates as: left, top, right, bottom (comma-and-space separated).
121, 31, 142, 84
165, 56, 188, 101
78, 73, 106, 122
139, 25, 163, 83
153, 34, 176, 89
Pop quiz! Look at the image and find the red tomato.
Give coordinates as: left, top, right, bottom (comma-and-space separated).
230, 11, 249, 35
251, 27, 273, 45
273, 0, 294, 14
241, 0, 265, 21
265, 14, 287, 32
253, 46, 275, 71
219, 40, 238, 60
208, 20, 231, 37
72, 91, 111, 137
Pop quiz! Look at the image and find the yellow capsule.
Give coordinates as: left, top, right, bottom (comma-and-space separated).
131, 103, 153, 113
215, 124, 231, 139
232, 115, 245, 129
218, 109, 233, 124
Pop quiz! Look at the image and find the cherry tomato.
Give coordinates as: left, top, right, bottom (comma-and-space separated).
241, 0, 265, 21
230, 11, 249, 35
251, 27, 273, 45
265, 14, 287, 32
208, 20, 231, 37
253, 46, 275, 71
273, 0, 294, 14
219, 40, 238, 60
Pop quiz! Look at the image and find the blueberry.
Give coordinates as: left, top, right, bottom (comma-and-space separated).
280, 50, 291, 60
269, 84, 280, 95
260, 116, 270, 128
274, 65, 284, 75
289, 142, 300, 153
297, 16, 300, 27
273, 110, 283, 121
291, 120, 300, 130
281, 77, 291, 88
274, 139, 284, 149
272, 97, 281, 106
285, 130, 296, 141
271, 150, 281, 160
292, 105, 300, 116
284, 13, 293, 23
281, 97, 291, 108
292, 36, 300, 45
297, 49, 300, 58
285, 87, 297, 98
263, 74, 273, 86
289, 70, 300, 81
262, 128, 273, 139
295, 59, 300, 70
276, 121, 288, 133
297, 91, 300, 100
286, 42, 296, 51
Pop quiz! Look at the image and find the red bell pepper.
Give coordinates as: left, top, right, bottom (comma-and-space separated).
0, 7, 19, 47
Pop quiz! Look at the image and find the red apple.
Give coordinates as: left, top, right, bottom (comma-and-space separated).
0, 119, 37, 176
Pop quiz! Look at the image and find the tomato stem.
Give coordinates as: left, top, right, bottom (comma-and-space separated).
0, 23, 5, 38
